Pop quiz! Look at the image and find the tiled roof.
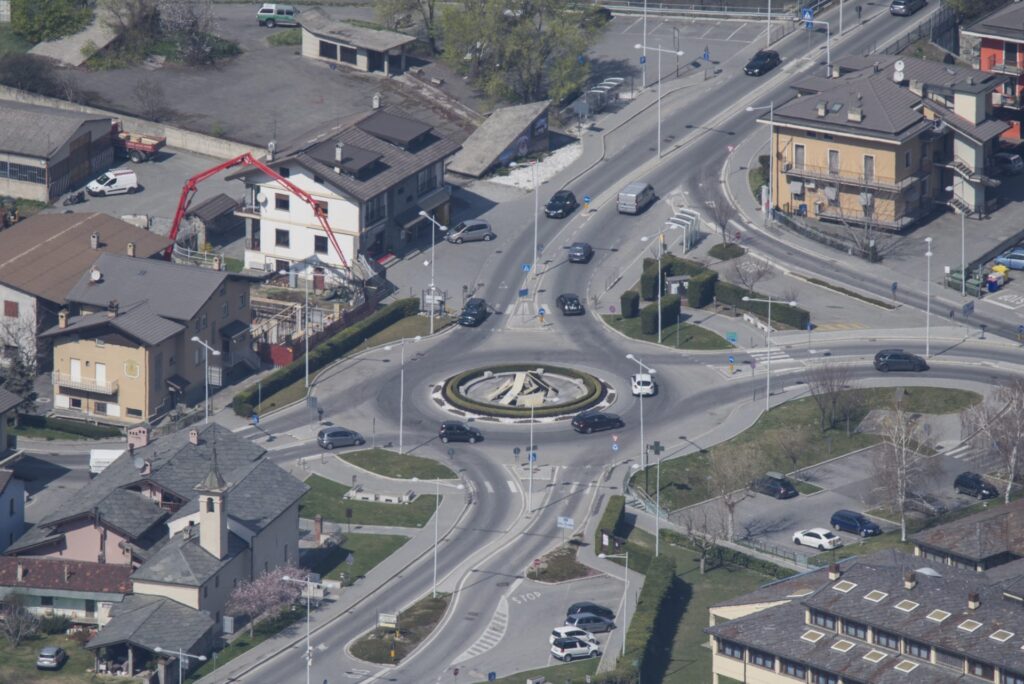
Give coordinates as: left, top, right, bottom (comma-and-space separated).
300, 7, 416, 52
86, 594, 214, 653
0, 102, 108, 158
964, 2, 1024, 41
41, 303, 185, 346
923, 99, 1010, 143
912, 499, 1024, 562
0, 556, 131, 594
130, 528, 248, 587
0, 388, 19, 415
185, 193, 239, 223
6, 523, 65, 554
712, 561, 856, 609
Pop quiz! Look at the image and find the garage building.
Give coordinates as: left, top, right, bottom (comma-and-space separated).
300, 7, 415, 76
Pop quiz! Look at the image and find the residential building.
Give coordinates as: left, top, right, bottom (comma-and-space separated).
0, 556, 131, 624
762, 55, 1008, 229
913, 499, 1024, 572
0, 387, 19, 457
40, 253, 255, 424
963, 3, 1024, 142
0, 467, 24, 551
233, 108, 460, 284
300, 7, 414, 75
0, 102, 114, 202
0, 212, 169, 370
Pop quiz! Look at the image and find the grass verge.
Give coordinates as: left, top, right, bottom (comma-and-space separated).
602, 314, 731, 350
708, 243, 745, 261
479, 658, 598, 684
268, 27, 302, 45
0, 634, 99, 684
303, 532, 409, 585
526, 543, 596, 583
337, 449, 457, 480
12, 416, 122, 441
187, 605, 306, 682
224, 257, 244, 273
0, 26, 33, 56
300, 474, 440, 527
803, 276, 897, 310
349, 594, 450, 664
794, 480, 823, 495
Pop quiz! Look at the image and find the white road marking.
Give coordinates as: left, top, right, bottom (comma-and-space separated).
727, 23, 747, 40
484, 481, 494, 493
700, 26, 715, 38
622, 16, 643, 33
506, 480, 517, 492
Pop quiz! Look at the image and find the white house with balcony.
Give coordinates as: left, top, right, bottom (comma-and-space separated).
231, 108, 461, 288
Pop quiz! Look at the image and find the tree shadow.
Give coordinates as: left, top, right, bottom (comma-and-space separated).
642, 575, 692, 683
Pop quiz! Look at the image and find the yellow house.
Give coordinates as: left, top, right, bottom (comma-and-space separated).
42, 253, 256, 425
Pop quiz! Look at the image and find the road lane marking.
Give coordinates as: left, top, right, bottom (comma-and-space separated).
506, 480, 517, 492
727, 23, 747, 40
484, 481, 494, 493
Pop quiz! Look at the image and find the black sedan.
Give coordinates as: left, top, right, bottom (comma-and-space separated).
459, 298, 488, 327
545, 190, 579, 218
571, 411, 624, 434
568, 242, 593, 263
556, 293, 585, 315
567, 602, 615, 621
744, 50, 781, 76
439, 421, 483, 444
873, 349, 928, 373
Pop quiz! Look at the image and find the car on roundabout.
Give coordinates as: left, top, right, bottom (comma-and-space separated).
873, 349, 927, 372
439, 421, 483, 444
556, 293, 585, 315
571, 411, 624, 434
317, 427, 365, 449
630, 373, 657, 397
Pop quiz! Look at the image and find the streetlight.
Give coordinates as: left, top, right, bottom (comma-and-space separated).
509, 161, 539, 277
925, 236, 933, 357
598, 552, 629, 657
279, 265, 310, 388
625, 354, 655, 470
945, 184, 966, 297
418, 211, 448, 335
746, 102, 775, 224
634, 44, 684, 159
384, 336, 421, 454
281, 574, 315, 684
411, 477, 459, 598
741, 296, 796, 412
807, 20, 832, 77
642, 0, 648, 88
190, 336, 221, 423
154, 646, 206, 684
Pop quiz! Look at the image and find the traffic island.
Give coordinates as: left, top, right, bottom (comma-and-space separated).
526, 541, 596, 583
336, 448, 457, 480
299, 474, 440, 528
349, 593, 450, 664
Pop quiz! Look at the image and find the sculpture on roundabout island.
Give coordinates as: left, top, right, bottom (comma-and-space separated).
483, 370, 558, 407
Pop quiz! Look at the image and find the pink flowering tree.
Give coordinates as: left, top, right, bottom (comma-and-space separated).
226, 564, 304, 636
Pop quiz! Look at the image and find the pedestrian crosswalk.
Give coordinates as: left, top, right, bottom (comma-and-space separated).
483, 481, 494, 493
453, 597, 509, 664
942, 443, 973, 460
747, 347, 794, 365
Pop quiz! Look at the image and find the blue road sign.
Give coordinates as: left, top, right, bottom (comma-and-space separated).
538, 307, 546, 316
891, 281, 898, 295
528, 452, 537, 462
640, 55, 647, 65
726, 332, 737, 344
583, 195, 591, 204
1018, 325, 1024, 335
251, 414, 259, 425
518, 288, 529, 298
612, 443, 620, 452
488, 674, 497, 682
703, 46, 710, 61
728, 355, 735, 364
802, 7, 814, 19
807, 322, 813, 331
521, 263, 531, 272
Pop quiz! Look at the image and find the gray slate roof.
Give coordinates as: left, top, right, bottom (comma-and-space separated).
41, 303, 185, 346
0, 388, 20, 415
300, 7, 416, 52
964, 2, 1024, 41
0, 102, 108, 159
131, 528, 248, 586
86, 594, 214, 653
912, 499, 1024, 563
448, 100, 551, 178
65, 252, 228, 322
186, 193, 240, 223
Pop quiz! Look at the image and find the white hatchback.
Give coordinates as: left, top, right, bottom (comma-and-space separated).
631, 373, 657, 397
549, 626, 599, 646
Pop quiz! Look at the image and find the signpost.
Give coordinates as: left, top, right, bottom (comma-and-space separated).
802, 6, 814, 28
557, 515, 575, 545
521, 263, 531, 273
513, 446, 521, 466
583, 194, 591, 210
728, 354, 735, 375
518, 288, 529, 298
538, 306, 546, 324
891, 281, 898, 305
378, 612, 398, 629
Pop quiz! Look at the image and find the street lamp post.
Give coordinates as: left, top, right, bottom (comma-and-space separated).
742, 296, 796, 412
656, 451, 662, 557
746, 102, 775, 224
925, 237, 933, 357
509, 161, 539, 276
625, 354, 656, 472
418, 211, 448, 335
804, 20, 832, 76
384, 336, 422, 454
642, 0, 648, 87
190, 336, 221, 423
945, 184, 966, 297
154, 646, 207, 684
281, 575, 315, 684
634, 44, 684, 159
598, 552, 630, 657
279, 266, 311, 388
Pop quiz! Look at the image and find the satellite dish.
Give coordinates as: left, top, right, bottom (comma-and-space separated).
894, 70, 905, 83
895, 60, 905, 72
133, 454, 145, 470
90, 269, 102, 283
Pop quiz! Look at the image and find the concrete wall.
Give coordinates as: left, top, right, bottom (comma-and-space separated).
18, 517, 135, 565
0, 476, 24, 552
132, 579, 200, 610
250, 501, 300, 578
0, 286, 37, 367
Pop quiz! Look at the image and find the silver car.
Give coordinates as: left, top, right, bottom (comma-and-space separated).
446, 220, 495, 243
317, 427, 366, 449
36, 646, 68, 670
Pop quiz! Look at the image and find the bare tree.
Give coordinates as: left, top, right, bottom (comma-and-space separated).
773, 428, 813, 472
133, 78, 169, 121
0, 595, 38, 647
962, 379, 1024, 504
701, 170, 737, 245
410, 0, 440, 54
159, 0, 216, 66
679, 507, 721, 574
375, 0, 414, 30
100, 0, 160, 55
805, 361, 855, 431
708, 444, 761, 542
729, 256, 773, 294
0, 313, 37, 367
226, 563, 303, 637
873, 402, 931, 542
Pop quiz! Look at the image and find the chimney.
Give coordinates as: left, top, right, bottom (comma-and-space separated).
107, 300, 119, 318
847, 106, 864, 123
828, 563, 841, 581
967, 76, 975, 86
873, 61, 881, 73
58, 308, 69, 329
126, 241, 136, 258
213, 255, 223, 271
334, 142, 344, 174
16, 563, 23, 582
314, 514, 323, 546
969, 592, 981, 610
90, 232, 99, 249
372, 92, 382, 109
904, 571, 917, 590
127, 424, 150, 449
189, 428, 200, 445
267, 140, 276, 162
817, 101, 828, 117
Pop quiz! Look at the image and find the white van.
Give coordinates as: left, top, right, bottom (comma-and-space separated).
87, 168, 139, 196
617, 181, 655, 215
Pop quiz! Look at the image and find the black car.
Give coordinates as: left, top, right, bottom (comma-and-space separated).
545, 190, 579, 218
750, 472, 798, 499
568, 242, 594, 264
744, 50, 781, 76
439, 421, 483, 444
830, 509, 882, 537
873, 349, 928, 372
556, 293, 585, 315
890, 0, 925, 15
955, 471, 999, 499
567, 601, 615, 621
459, 298, 488, 327
571, 411, 624, 434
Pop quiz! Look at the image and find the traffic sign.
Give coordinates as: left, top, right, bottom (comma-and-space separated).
1018, 324, 1024, 335
513, 447, 521, 456
537, 242, 544, 255
447, 447, 455, 457
807, 321, 813, 331
640, 55, 647, 64
251, 413, 259, 425
528, 452, 537, 462
612, 443, 620, 452
518, 288, 529, 298
703, 46, 710, 61
962, 301, 975, 317
726, 332, 737, 344
557, 516, 576, 530
612, 434, 619, 442
583, 195, 591, 204
728, 355, 735, 364
650, 441, 665, 456
891, 281, 898, 295
346, 552, 355, 566
522, 263, 531, 272
538, 307, 546, 316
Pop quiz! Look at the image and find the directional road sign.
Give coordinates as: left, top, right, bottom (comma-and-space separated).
891, 281, 898, 295
557, 516, 576, 530
583, 195, 591, 204
251, 414, 259, 425
640, 55, 646, 64
728, 355, 735, 364
612, 443, 620, 452
538, 307, 546, 317
518, 288, 529, 298
528, 452, 537, 462
513, 447, 521, 456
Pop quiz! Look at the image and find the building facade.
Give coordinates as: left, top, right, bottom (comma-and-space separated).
299, 7, 414, 75
0, 468, 24, 552
963, 3, 1024, 142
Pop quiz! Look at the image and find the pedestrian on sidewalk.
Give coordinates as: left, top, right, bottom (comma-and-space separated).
856, 5, 862, 23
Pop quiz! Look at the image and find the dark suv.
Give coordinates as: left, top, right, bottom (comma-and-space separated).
955, 471, 999, 499
750, 472, 798, 499
459, 298, 488, 327
571, 411, 624, 434
439, 421, 483, 444
545, 190, 579, 218
873, 349, 928, 372
830, 509, 882, 537
568, 242, 593, 264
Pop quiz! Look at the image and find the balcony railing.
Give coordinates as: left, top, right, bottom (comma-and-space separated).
991, 60, 1023, 76
54, 372, 118, 395
995, 91, 1022, 109
782, 162, 920, 192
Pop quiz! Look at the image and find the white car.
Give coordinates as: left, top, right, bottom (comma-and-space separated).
793, 528, 842, 550
551, 637, 601, 662
549, 626, 599, 646
631, 373, 657, 397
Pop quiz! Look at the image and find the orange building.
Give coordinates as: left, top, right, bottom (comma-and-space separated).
963, 4, 1024, 142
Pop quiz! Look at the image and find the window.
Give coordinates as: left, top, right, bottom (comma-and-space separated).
275, 193, 290, 211
968, 659, 995, 680
843, 619, 867, 640
200, 313, 207, 330
95, 339, 105, 348
828, 149, 840, 174
903, 639, 930, 659
8, 498, 13, 516
315, 200, 328, 217
926, 609, 950, 623
239, 292, 247, 308
2, 300, 16, 318
95, 401, 107, 415
935, 647, 963, 670
279, 167, 290, 178
417, 164, 438, 195
194, 347, 201, 366
207, 497, 215, 512
222, 302, 229, 318
0, 162, 45, 184
40, 596, 53, 607
904, 150, 912, 168
794, 144, 805, 169
85, 599, 95, 615
365, 193, 387, 225
811, 669, 838, 684
749, 649, 774, 669
863, 155, 875, 181
319, 41, 337, 59
340, 46, 357, 64
275, 229, 290, 248
314, 235, 329, 254
807, 131, 817, 138
1003, 671, 1024, 684
874, 629, 900, 650
203, 586, 208, 599
781, 659, 806, 678
70, 397, 82, 410
718, 640, 744, 659
894, 599, 918, 612
823, 134, 835, 140
127, 408, 143, 418
169, 355, 175, 367
811, 609, 837, 630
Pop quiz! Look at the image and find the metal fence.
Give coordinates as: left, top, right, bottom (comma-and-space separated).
604, 0, 804, 13
774, 212, 881, 262
734, 536, 816, 566
882, 4, 958, 56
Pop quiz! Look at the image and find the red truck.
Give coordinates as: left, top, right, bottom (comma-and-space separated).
110, 120, 166, 163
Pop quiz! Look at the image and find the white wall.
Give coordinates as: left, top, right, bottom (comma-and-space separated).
0, 286, 37, 366
0, 477, 24, 552
249, 501, 301, 578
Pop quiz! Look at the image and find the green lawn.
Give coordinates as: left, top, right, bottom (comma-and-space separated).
603, 314, 731, 350
187, 606, 306, 682
635, 387, 981, 511
526, 543, 595, 583
479, 658, 598, 684
303, 532, 409, 584
267, 27, 302, 46
299, 474, 440, 528
337, 449, 457, 480
708, 243, 745, 261
794, 480, 823, 495
0, 26, 32, 56
0, 634, 101, 683
349, 594, 450, 664
12, 416, 122, 441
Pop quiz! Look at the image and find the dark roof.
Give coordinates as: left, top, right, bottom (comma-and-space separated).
713, 562, 855, 609
186, 193, 240, 223
912, 499, 1024, 562
964, 2, 1024, 41
131, 527, 248, 586
923, 99, 1010, 143
448, 100, 551, 177
41, 303, 185, 346
86, 594, 214, 654
0, 469, 12, 494
0, 557, 131, 595
356, 111, 433, 148
5, 523, 65, 554
300, 7, 416, 52
64, 253, 228, 323
0, 102, 109, 158
0, 388, 20, 415
307, 139, 383, 176
0, 213, 169, 304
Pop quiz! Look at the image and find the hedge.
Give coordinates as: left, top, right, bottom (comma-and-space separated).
639, 294, 680, 335
14, 415, 122, 439
686, 271, 717, 308
661, 529, 795, 579
640, 255, 707, 300
714, 281, 811, 330
442, 364, 604, 418
620, 290, 640, 319
232, 298, 419, 416
594, 494, 626, 551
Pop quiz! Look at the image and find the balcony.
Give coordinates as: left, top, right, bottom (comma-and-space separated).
54, 372, 118, 395
782, 162, 921, 193
994, 91, 1022, 109
989, 58, 1023, 77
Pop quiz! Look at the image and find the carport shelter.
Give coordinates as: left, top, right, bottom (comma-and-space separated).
447, 101, 552, 179
300, 7, 415, 75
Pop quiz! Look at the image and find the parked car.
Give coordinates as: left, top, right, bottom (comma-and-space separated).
567, 602, 615, 621
995, 247, 1024, 270
905, 491, 949, 517
750, 472, 798, 499
873, 349, 928, 372
545, 190, 579, 218
568, 242, 594, 264
994, 152, 1024, 176
446, 219, 495, 244
793, 528, 842, 550
630, 373, 657, 397
459, 298, 488, 327
571, 411, 624, 434
954, 471, 999, 499
550, 626, 600, 646
36, 646, 68, 671
317, 427, 365, 449
830, 510, 882, 537
744, 50, 781, 76
564, 612, 615, 633
86, 168, 139, 196
257, 3, 299, 26
890, 0, 925, 16
551, 636, 601, 661
439, 421, 483, 444
556, 293, 585, 315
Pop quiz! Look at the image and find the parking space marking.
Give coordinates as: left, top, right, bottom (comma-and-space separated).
506, 480, 517, 492
621, 16, 643, 33
700, 25, 716, 38
987, 291, 1024, 310
726, 23, 747, 40
484, 481, 494, 493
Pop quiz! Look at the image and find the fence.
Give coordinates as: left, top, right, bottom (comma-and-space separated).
883, 4, 958, 55
775, 211, 881, 262
734, 536, 816, 566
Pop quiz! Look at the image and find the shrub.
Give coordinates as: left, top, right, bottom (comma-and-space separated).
620, 290, 640, 319
640, 255, 707, 301
661, 530, 795, 579
38, 615, 70, 635
639, 295, 680, 336
640, 301, 659, 335
640, 268, 661, 301
708, 242, 745, 261
686, 271, 718, 308
14, 415, 122, 439
594, 495, 626, 551
714, 281, 811, 329
12, 0, 92, 43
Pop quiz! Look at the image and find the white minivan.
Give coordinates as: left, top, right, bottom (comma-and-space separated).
87, 168, 139, 196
